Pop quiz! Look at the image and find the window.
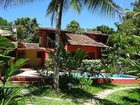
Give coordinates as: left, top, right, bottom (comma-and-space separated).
46, 33, 55, 48
18, 50, 26, 58
85, 52, 95, 59
37, 51, 42, 58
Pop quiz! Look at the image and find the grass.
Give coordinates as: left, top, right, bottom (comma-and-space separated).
100, 88, 140, 105
28, 83, 140, 105
31, 96, 81, 105
0, 82, 139, 105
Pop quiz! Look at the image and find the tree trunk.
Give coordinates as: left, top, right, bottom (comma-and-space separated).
53, 0, 63, 92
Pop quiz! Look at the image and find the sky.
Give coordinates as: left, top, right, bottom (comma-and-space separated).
0, 0, 135, 30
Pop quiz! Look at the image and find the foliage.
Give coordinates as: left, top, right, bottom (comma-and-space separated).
37, 44, 86, 77
0, 0, 37, 9
66, 20, 84, 34
0, 36, 26, 105
118, 0, 140, 36
81, 60, 102, 75
120, 58, 140, 77
0, 17, 12, 29
46, 0, 122, 91
78, 77, 92, 87
0, 87, 25, 105
0, 59, 27, 105
14, 17, 39, 43
54, 43, 86, 71
96, 25, 115, 34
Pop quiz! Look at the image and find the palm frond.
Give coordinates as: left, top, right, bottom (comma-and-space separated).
84, 0, 124, 19
0, 0, 37, 9
46, 0, 83, 26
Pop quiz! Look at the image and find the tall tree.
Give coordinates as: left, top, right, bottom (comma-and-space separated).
46, 0, 123, 92
0, 17, 12, 29
97, 25, 115, 34
14, 17, 39, 43
66, 20, 84, 34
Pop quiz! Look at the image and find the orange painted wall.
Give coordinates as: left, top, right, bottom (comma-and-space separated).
45, 48, 54, 60
16, 48, 45, 67
66, 45, 101, 59
44, 45, 101, 60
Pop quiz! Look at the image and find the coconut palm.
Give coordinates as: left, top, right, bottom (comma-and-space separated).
46, 0, 123, 92
0, 0, 36, 9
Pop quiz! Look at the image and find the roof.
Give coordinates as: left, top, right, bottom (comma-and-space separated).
23, 43, 40, 49
39, 27, 70, 33
39, 27, 108, 36
0, 29, 12, 36
65, 33, 107, 48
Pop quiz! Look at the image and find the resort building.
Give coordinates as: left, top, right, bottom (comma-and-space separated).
38, 27, 108, 60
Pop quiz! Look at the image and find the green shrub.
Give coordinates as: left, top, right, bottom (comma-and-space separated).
81, 60, 102, 75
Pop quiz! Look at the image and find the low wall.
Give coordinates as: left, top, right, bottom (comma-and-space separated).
92, 78, 140, 84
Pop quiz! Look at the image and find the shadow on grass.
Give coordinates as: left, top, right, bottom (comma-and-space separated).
92, 83, 117, 89
28, 84, 93, 104
61, 87, 93, 103
28, 84, 53, 96
121, 88, 140, 104
98, 99, 118, 105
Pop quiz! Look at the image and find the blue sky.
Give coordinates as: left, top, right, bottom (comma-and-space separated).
0, 0, 134, 29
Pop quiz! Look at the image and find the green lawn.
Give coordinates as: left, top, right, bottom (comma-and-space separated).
1, 82, 139, 105
100, 88, 140, 105
28, 84, 140, 105
31, 96, 81, 105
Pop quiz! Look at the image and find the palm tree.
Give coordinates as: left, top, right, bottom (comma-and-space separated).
46, 0, 123, 92
0, 0, 36, 9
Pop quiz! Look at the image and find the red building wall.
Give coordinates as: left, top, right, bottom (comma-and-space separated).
65, 45, 101, 59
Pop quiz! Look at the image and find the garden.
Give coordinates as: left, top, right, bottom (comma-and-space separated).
0, 0, 140, 105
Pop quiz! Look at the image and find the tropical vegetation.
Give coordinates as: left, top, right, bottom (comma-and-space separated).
46, 0, 122, 91
0, 36, 26, 105
14, 17, 39, 43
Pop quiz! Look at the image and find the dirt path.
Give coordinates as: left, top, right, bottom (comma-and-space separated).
84, 86, 140, 105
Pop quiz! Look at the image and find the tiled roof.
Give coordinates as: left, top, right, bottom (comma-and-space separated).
24, 43, 39, 48
65, 33, 107, 47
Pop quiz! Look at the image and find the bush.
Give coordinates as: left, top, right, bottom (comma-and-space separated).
81, 60, 102, 75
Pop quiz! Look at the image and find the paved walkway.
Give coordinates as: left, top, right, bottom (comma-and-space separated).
84, 86, 140, 105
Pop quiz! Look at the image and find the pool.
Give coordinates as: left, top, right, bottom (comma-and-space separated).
72, 73, 140, 84
94, 74, 137, 78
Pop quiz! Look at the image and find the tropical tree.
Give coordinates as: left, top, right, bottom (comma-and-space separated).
0, 17, 12, 29
96, 25, 115, 34
14, 17, 39, 42
66, 20, 84, 34
46, 0, 123, 92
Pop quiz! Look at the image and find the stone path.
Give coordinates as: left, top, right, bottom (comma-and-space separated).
84, 86, 140, 105
21, 89, 33, 105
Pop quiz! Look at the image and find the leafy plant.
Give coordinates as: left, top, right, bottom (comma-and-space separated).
0, 36, 27, 105
81, 60, 103, 75
78, 77, 92, 88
